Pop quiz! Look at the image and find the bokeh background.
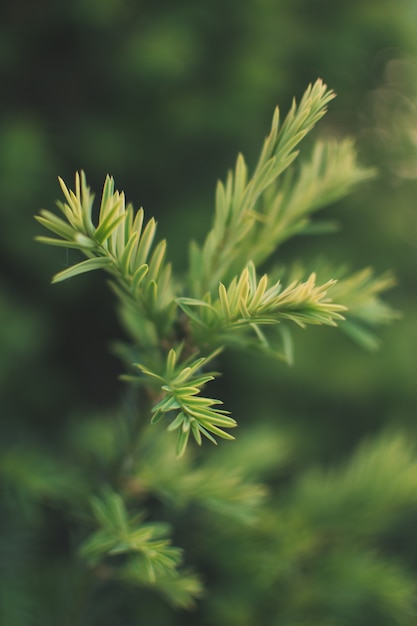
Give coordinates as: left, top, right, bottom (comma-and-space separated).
1, 1, 417, 624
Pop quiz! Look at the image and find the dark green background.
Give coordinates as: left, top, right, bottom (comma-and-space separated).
1, 1, 417, 623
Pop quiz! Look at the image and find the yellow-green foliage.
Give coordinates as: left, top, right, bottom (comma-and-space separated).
31, 81, 405, 617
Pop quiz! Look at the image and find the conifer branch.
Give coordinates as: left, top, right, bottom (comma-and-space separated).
136, 348, 236, 457
35, 81, 397, 457
80, 489, 201, 607
178, 260, 346, 350
35, 172, 175, 332
248, 139, 376, 266
188, 80, 373, 296
29, 75, 409, 622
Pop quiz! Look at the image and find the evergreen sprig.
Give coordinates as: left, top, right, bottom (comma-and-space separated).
80, 489, 201, 607
35, 79, 396, 457
188, 81, 374, 296
178, 260, 346, 350
137, 347, 236, 457
31, 78, 406, 620
35, 173, 175, 331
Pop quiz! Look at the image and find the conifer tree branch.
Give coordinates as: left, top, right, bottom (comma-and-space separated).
80, 489, 202, 607
35, 81, 398, 457
188, 80, 373, 296
248, 139, 376, 267
36, 172, 175, 335
135, 347, 236, 457
27, 73, 409, 623
178, 261, 346, 350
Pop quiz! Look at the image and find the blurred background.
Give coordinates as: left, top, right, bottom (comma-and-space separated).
1, 0, 417, 624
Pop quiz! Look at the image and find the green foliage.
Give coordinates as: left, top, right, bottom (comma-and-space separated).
36, 173, 175, 335
80, 489, 201, 608
27, 79, 413, 620
328, 267, 400, 350
36, 80, 394, 459
137, 347, 236, 456
293, 432, 417, 538
0, 73, 403, 624
178, 263, 346, 346
190, 433, 417, 626
188, 83, 373, 296
2, 3, 417, 624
